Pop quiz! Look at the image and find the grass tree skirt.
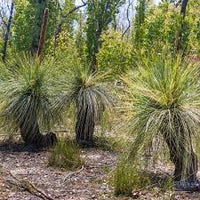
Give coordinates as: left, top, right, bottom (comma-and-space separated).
163, 133, 200, 191
19, 114, 57, 148
75, 103, 95, 147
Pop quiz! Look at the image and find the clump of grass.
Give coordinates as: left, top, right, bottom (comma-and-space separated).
48, 140, 84, 170
113, 159, 151, 196
159, 177, 174, 191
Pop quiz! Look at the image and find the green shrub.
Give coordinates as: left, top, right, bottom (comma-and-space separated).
48, 140, 84, 170
113, 160, 151, 196
132, 1, 200, 55
97, 30, 135, 77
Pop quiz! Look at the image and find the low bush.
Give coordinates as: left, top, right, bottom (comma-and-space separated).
113, 160, 151, 196
48, 140, 84, 170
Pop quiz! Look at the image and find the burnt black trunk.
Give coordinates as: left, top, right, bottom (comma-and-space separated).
18, 112, 57, 148
164, 134, 198, 182
181, 0, 189, 18
75, 100, 95, 146
163, 130, 199, 191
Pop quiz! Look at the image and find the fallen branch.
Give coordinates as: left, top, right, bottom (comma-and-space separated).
5, 169, 54, 200
63, 165, 84, 182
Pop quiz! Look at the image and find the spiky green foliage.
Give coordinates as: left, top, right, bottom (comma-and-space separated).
0, 55, 60, 147
55, 65, 114, 146
48, 140, 84, 170
123, 52, 200, 185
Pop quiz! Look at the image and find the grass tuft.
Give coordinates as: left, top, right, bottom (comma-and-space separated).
113, 160, 151, 196
48, 140, 84, 170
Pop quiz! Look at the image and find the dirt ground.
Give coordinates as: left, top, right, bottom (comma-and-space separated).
0, 142, 200, 200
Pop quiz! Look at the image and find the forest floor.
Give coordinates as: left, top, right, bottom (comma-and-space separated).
0, 142, 200, 200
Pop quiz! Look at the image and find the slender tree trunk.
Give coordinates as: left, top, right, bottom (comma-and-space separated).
75, 98, 95, 146
181, 0, 189, 17
2, 2, 14, 62
54, 23, 62, 48
175, 0, 189, 52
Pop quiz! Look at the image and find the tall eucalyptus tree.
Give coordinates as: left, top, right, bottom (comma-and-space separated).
86, 0, 125, 71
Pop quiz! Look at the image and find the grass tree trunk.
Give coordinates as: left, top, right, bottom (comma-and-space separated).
18, 8, 58, 148
163, 130, 199, 191
75, 100, 95, 146
19, 111, 57, 148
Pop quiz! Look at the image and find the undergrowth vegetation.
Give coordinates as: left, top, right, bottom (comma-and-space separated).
113, 161, 151, 196
48, 140, 84, 170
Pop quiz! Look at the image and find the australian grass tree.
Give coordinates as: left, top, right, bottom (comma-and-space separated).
123, 52, 200, 191
55, 65, 113, 146
0, 55, 60, 148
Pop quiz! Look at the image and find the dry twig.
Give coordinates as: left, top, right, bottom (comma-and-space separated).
63, 165, 85, 182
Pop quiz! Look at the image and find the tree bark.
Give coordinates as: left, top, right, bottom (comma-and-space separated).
164, 134, 198, 182
19, 111, 57, 148
163, 125, 200, 191
75, 99, 95, 146
2, 2, 14, 62
175, 0, 189, 52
